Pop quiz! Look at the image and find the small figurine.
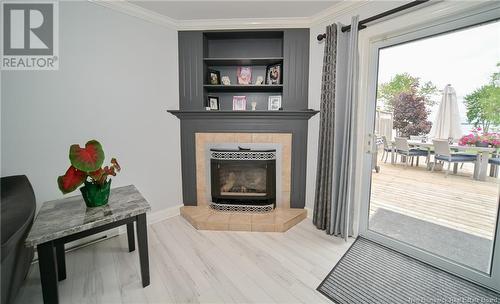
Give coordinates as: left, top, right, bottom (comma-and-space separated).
251, 101, 257, 111
221, 76, 231, 85
255, 76, 264, 85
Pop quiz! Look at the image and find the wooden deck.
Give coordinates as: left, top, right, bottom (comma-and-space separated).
370, 159, 499, 240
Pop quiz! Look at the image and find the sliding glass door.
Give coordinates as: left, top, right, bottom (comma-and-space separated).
360, 5, 500, 292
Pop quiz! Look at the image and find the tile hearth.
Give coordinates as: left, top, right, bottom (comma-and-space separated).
180, 206, 307, 232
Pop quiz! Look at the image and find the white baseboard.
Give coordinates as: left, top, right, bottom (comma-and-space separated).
32, 230, 119, 262
147, 204, 183, 225
117, 204, 183, 234
304, 207, 312, 219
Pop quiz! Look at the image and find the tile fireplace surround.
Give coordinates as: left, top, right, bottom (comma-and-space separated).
180, 132, 307, 232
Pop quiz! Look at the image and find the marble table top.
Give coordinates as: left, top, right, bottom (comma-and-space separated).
26, 185, 150, 247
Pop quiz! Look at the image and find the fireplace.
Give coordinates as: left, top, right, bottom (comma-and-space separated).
179, 133, 307, 232
210, 148, 276, 212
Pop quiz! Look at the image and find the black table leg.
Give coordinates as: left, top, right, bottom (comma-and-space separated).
55, 243, 66, 281
136, 213, 150, 287
37, 241, 59, 304
127, 222, 135, 252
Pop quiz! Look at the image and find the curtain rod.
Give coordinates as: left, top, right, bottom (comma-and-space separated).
317, 0, 430, 41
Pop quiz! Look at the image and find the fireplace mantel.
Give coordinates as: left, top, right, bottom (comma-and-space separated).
167, 110, 319, 120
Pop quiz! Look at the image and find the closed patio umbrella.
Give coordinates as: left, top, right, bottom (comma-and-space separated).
429, 84, 463, 140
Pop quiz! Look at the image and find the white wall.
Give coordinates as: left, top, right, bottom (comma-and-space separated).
1, 2, 182, 213
305, 1, 406, 212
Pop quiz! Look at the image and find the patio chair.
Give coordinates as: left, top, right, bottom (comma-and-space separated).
489, 156, 499, 178
458, 148, 478, 169
432, 139, 477, 177
380, 136, 393, 163
394, 137, 429, 167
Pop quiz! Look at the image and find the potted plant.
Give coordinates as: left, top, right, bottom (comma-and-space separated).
486, 132, 500, 148
475, 135, 490, 147
458, 128, 499, 147
57, 140, 120, 207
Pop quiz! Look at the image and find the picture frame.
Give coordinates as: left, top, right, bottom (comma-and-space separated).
207, 69, 221, 85
207, 96, 220, 110
237, 66, 252, 85
232, 96, 247, 111
265, 63, 282, 85
268, 96, 282, 111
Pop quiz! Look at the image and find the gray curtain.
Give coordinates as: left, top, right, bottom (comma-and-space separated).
313, 16, 360, 241
313, 24, 337, 232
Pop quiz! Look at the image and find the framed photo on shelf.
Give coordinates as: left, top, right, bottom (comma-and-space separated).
207, 96, 220, 110
237, 66, 252, 85
265, 63, 282, 85
268, 96, 282, 111
232, 96, 247, 111
207, 69, 221, 85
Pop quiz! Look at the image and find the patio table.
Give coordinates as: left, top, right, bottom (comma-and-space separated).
390, 140, 497, 181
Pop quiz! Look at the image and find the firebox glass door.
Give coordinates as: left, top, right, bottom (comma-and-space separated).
218, 163, 267, 196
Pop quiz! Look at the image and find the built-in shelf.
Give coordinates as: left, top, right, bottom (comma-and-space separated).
204, 84, 283, 92
167, 110, 319, 120
204, 57, 283, 66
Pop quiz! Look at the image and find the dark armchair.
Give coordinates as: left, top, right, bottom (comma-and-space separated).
1, 175, 36, 304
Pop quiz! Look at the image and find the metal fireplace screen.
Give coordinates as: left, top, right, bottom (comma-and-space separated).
210, 149, 276, 211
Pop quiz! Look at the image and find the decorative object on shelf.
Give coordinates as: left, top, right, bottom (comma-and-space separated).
207, 69, 221, 85
268, 95, 282, 111
237, 66, 252, 85
232, 96, 247, 111
266, 63, 282, 85
221, 76, 231, 85
458, 127, 500, 147
255, 76, 264, 85
207, 96, 220, 110
251, 101, 257, 111
57, 140, 121, 207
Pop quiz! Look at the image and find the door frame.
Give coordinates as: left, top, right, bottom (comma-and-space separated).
357, 3, 500, 292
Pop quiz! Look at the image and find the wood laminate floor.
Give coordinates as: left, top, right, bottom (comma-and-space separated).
15, 215, 352, 304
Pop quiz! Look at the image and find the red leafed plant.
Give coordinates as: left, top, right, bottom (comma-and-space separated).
57, 140, 121, 194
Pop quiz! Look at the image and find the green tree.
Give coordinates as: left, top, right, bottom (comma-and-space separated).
378, 73, 438, 111
464, 85, 500, 133
464, 64, 500, 133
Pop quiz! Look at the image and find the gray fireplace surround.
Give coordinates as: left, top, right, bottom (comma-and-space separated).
168, 111, 318, 208
170, 28, 317, 208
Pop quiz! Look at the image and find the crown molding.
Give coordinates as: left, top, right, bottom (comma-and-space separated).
310, 1, 370, 26
88, 0, 370, 30
88, 0, 178, 29
176, 16, 312, 30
